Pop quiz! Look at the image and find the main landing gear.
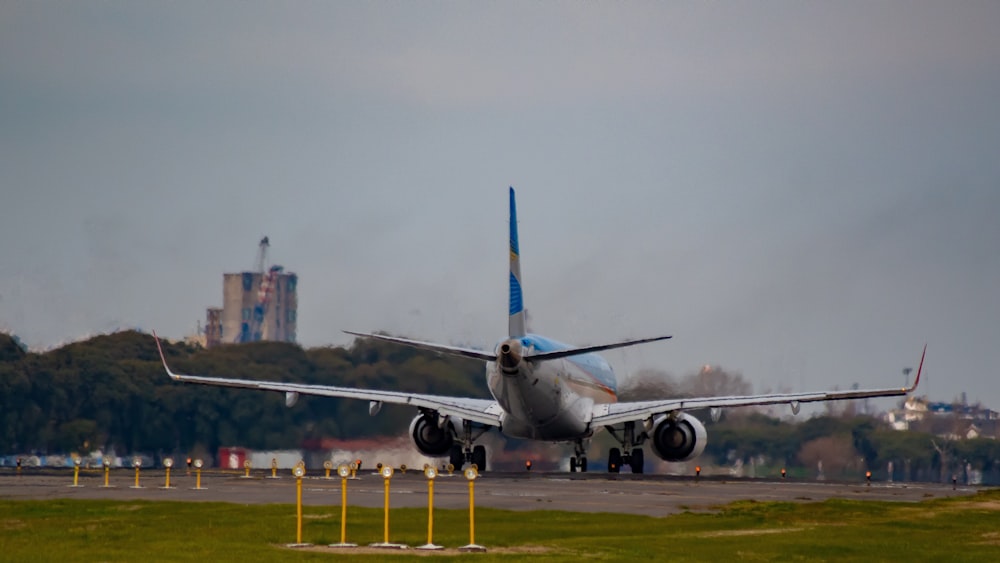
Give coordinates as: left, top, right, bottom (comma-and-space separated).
569, 440, 588, 473
449, 444, 487, 471
448, 420, 489, 471
606, 421, 645, 474
608, 447, 644, 474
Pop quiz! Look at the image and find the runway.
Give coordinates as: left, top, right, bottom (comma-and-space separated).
0, 470, 982, 516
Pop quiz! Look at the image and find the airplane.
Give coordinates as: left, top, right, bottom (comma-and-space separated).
154, 187, 925, 473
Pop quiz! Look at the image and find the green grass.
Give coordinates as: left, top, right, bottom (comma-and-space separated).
2, 490, 998, 561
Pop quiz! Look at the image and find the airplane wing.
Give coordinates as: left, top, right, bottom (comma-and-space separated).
592, 345, 926, 427
153, 333, 503, 427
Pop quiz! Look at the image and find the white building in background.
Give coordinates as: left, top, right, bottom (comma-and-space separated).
886, 395, 998, 438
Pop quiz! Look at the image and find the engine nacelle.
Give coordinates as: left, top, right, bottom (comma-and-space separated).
409, 413, 458, 457
649, 413, 707, 462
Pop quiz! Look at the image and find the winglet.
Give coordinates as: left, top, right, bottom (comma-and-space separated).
908, 344, 927, 392
152, 331, 181, 380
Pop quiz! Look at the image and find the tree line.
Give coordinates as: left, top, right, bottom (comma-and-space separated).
0, 330, 487, 456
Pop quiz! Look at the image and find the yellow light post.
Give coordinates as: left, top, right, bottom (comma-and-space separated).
295, 465, 304, 544
459, 466, 486, 552
447, 463, 455, 476
193, 459, 205, 490
286, 464, 312, 548
381, 465, 393, 544
162, 458, 174, 489
330, 463, 356, 548
417, 465, 443, 550
349, 461, 359, 480
369, 465, 405, 548
70, 457, 83, 488
242, 459, 252, 479
131, 457, 143, 489
324, 460, 333, 479
269, 457, 279, 479
101, 458, 112, 488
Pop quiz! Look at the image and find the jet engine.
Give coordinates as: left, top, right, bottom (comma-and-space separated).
649, 413, 707, 462
409, 413, 458, 457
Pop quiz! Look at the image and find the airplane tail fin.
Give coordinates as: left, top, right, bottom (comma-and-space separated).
509, 187, 527, 338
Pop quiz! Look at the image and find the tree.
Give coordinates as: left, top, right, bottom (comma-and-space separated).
678, 365, 752, 398
798, 435, 860, 479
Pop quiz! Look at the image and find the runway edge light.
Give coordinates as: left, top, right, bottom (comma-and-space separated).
330, 463, 356, 548
101, 458, 112, 488
193, 459, 205, 490
286, 464, 312, 548
369, 465, 406, 549
130, 457, 143, 489
70, 457, 83, 488
162, 458, 174, 489
417, 466, 443, 550
459, 466, 486, 552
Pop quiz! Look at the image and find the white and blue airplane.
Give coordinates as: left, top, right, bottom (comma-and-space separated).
155, 187, 925, 473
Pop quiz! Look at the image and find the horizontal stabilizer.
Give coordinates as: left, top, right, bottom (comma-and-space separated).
527, 335, 672, 362
343, 331, 498, 362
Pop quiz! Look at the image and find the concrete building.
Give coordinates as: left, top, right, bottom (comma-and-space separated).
202, 238, 298, 348
204, 307, 223, 348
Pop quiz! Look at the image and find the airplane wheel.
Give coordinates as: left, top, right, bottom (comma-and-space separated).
449, 445, 464, 470
472, 445, 487, 472
608, 448, 622, 473
630, 448, 644, 474
579, 457, 588, 472
569, 457, 577, 473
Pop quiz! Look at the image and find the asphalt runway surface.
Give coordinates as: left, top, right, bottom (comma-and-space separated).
0, 469, 984, 517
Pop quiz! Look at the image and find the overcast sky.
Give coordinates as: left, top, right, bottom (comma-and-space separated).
2, 2, 998, 411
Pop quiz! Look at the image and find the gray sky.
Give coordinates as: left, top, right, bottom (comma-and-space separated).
2, 2, 999, 411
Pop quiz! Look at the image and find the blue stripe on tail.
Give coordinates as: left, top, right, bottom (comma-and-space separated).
509, 272, 523, 315
509, 187, 519, 255
508, 187, 526, 337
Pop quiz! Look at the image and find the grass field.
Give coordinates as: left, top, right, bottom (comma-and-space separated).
2, 489, 998, 561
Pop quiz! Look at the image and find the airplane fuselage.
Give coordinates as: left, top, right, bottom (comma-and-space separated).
486, 333, 618, 441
